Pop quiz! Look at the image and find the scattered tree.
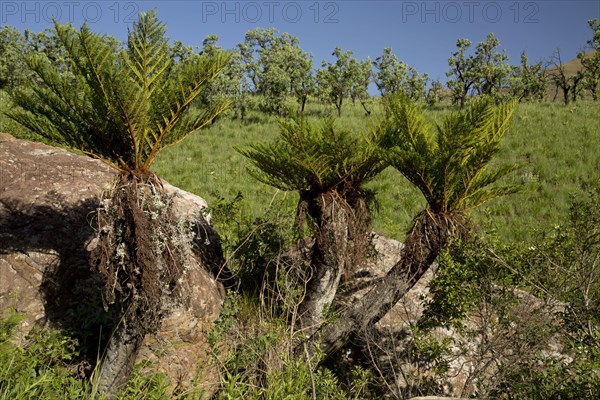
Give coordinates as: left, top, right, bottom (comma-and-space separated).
317, 47, 372, 116
198, 35, 249, 119
578, 19, 600, 100
446, 38, 478, 108
373, 47, 428, 101
549, 48, 576, 104
403, 65, 428, 102
350, 56, 374, 115
0, 26, 76, 92
23, 28, 72, 74
426, 79, 445, 106
289, 50, 315, 113
0, 26, 26, 91
509, 52, 548, 102
447, 34, 512, 107
472, 33, 511, 99
373, 47, 407, 97
238, 28, 312, 114
169, 39, 194, 62
571, 70, 586, 103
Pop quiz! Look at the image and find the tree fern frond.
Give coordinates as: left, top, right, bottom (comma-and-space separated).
238, 112, 385, 195
144, 97, 231, 169
454, 163, 522, 211
6, 12, 228, 173
61, 21, 118, 116
9, 55, 91, 149
126, 10, 171, 95
141, 53, 230, 167
459, 184, 523, 213
381, 94, 521, 215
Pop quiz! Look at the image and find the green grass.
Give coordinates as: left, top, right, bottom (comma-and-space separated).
151, 99, 377, 238
152, 99, 600, 243
477, 101, 600, 240
3, 91, 598, 242
0, 310, 207, 399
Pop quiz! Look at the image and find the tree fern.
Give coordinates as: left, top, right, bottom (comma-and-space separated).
4, 11, 230, 395
6, 10, 230, 173
304, 96, 522, 363
238, 113, 386, 337
381, 95, 520, 214
237, 112, 385, 195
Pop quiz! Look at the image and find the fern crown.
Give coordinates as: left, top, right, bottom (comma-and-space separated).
381, 95, 521, 214
7, 10, 230, 173
237, 111, 386, 196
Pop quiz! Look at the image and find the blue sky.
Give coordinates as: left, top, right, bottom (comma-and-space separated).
2, 1, 599, 83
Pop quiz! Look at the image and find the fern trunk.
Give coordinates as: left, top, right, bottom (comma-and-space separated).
96, 319, 145, 395
297, 191, 370, 339
92, 173, 188, 396
297, 193, 348, 337
303, 210, 453, 360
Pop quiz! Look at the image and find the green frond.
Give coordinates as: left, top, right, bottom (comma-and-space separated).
5, 10, 229, 173
452, 163, 522, 212
381, 94, 521, 215
61, 21, 119, 116
126, 9, 171, 94
141, 52, 230, 168
237, 112, 386, 195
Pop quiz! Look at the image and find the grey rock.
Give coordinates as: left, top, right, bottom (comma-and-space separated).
355, 234, 565, 398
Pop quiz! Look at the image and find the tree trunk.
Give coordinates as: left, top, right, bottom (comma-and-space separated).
297, 191, 371, 339
336, 96, 343, 117
301, 95, 307, 113
302, 210, 452, 360
571, 76, 583, 103
359, 98, 372, 116
91, 173, 189, 396
563, 87, 570, 105
96, 317, 145, 397
297, 194, 348, 337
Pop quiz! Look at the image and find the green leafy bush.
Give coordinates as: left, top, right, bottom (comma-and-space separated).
0, 311, 88, 399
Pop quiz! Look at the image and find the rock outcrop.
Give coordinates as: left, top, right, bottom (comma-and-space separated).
0, 132, 224, 392
350, 235, 564, 398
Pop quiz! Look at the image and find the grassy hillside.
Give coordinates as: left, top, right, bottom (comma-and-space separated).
2, 92, 597, 243
2, 93, 600, 398
548, 49, 596, 77
150, 99, 600, 244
